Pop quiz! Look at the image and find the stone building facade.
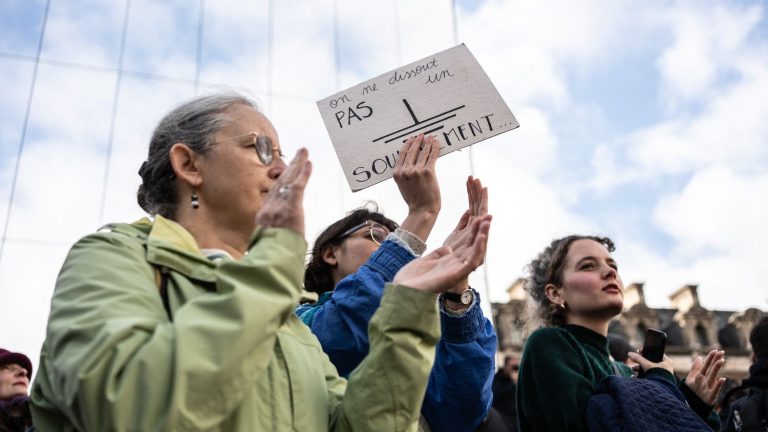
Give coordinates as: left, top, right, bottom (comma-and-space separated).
492, 279, 766, 381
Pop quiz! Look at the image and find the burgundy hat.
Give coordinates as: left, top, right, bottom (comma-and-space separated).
0, 349, 32, 377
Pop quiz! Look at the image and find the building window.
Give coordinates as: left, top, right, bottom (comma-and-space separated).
637, 323, 647, 344
695, 323, 709, 347
510, 321, 523, 346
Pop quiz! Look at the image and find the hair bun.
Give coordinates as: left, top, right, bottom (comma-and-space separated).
138, 161, 149, 177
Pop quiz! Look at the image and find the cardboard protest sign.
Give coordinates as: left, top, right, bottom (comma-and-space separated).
317, 43, 519, 191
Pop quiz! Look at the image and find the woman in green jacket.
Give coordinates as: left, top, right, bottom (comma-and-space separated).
516, 235, 726, 432
30, 92, 492, 431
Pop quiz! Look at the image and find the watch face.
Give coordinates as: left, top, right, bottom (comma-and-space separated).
460, 289, 474, 304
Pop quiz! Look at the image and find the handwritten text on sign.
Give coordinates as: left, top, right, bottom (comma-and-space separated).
317, 44, 519, 192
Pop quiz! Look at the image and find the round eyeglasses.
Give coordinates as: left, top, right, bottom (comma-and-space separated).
336, 221, 390, 246
216, 131, 284, 166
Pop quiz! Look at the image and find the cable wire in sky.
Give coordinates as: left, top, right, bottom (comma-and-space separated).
98, 0, 132, 225
451, 0, 491, 306
0, 0, 52, 268
267, 0, 274, 114
193, 0, 206, 95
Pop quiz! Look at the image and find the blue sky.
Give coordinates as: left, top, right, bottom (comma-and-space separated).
1, 0, 767, 362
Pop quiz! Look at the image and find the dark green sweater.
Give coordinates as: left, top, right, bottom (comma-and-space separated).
516, 325, 672, 432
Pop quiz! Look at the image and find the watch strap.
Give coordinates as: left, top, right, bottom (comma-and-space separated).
442, 287, 473, 305
442, 291, 463, 303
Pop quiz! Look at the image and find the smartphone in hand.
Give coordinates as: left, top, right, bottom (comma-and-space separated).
641, 329, 667, 363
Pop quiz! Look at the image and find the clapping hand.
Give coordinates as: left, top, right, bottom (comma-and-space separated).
393, 216, 491, 293
440, 176, 488, 304
685, 350, 726, 405
443, 176, 488, 254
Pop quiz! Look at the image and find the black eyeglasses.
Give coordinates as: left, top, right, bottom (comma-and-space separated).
336, 221, 390, 246
217, 131, 284, 166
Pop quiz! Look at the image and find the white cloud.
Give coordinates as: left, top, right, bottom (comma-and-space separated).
0, 242, 68, 370
458, 0, 646, 108
610, 168, 768, 311
41, 0, 124, 68
6, 142, 106, 244
587, 4, 768, 195
654, 168, 768, 257
629, 67, 768, 174
196, 0, 271, 92
481, 107, 558, 175
0, 60, 34, 150
120, 0, 199, 79
0, 59, 35, 232
29, 64, 116, 144
657, 3, 764, 105
620, 235, 768, 311
101, 77, 196, 224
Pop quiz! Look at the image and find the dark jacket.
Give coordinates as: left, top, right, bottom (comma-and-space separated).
0, 396, 33, 432
720, 358, 768, 432
742, 358, 768, 391
517, 325, 718, 432
492, 370, 517, 431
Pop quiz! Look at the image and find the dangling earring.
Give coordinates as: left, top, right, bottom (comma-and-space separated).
190, 191, 200, 209
558, 303, 566, 310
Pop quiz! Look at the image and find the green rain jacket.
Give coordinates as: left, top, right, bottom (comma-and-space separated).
30, 216, 440, 431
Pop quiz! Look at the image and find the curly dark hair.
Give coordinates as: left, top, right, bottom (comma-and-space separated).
303, 203, 398, 295
524, 235, 615, 327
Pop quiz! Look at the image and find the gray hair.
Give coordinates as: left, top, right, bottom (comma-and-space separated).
136, 92, 258, 217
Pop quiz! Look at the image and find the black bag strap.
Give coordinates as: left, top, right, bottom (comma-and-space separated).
611, 361, 622, 377
761, 388, 768, 431
726, 384, 768, 432
99, 223, 175, 322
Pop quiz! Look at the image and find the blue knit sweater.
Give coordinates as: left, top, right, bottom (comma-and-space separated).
296, 239, 497, 432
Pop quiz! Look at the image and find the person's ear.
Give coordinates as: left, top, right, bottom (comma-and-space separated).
544, 283, 565, 306
321, 245, 338, 266
169, 143, 202, 188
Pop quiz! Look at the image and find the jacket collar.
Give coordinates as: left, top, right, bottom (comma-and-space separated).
142, 215, 219, 283
564, 324, 610, 356
744, 358, 768, 388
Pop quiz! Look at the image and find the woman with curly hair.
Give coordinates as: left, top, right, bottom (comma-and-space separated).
516, 235, 726, 431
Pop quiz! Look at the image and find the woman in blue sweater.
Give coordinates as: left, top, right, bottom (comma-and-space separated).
296, 134, 497, 432
516, 235, 726, 431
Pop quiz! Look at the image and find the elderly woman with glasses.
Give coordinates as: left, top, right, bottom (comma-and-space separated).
298, 137, 497, 432
30, 92, 492, 431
